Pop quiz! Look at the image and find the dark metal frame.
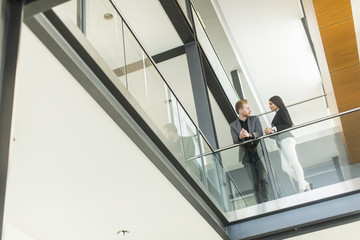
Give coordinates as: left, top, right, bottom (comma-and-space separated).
227, 192, 360, 239
215, 106, 360, 154
231, 70, 245, 100
159, 0, 237, 140
0, 0, 25, 238
76, 0, 85, 33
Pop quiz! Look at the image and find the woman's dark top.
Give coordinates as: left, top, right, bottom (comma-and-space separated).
272, 107, 292, 131
272, 107, 294, 140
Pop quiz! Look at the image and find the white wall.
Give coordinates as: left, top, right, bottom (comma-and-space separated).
213, 0, 325, 116
3, 23, 224, 240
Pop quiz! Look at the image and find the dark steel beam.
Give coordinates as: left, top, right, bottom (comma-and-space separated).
231, 70, 245, 100
152, 45, 185, 63
23, 0, 70, 20
112, 46, 185, 77
226, 192, 360, 239
185, 42, 219, 149
159, 0, 195, 44
159, 0, 236, 124
200, 49, 238, 124
0, 0, 25, 238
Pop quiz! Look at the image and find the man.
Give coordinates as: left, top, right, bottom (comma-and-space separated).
163, 123, 202, 181
230, 99, 270, 203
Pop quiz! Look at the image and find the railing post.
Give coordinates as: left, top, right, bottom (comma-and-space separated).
259, 139, 279, 199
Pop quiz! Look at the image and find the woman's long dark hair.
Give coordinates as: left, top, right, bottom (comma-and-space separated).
269, 95, 294, 126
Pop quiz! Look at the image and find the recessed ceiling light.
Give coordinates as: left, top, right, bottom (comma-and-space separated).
117, 230, 129, 236
104, 13, 113, 20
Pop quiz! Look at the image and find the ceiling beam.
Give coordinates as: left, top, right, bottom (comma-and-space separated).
200, 48, 238, 123
159, 0, 195, 44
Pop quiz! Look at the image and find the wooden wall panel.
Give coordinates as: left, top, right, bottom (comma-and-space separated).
313, 0, 360, 164
320, 19, 359, 72
331, 64, 360, 111
313, 0, 352, 28
340, 111, 360, 164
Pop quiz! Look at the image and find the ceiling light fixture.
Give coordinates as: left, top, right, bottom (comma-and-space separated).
104, 13, 113, 20
117, 230, 130, 236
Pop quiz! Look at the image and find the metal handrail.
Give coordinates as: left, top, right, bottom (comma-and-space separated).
108, 0, 217, 153
108, 0, 248, 205
213, 106, 360, 153
257, 94, 326, 116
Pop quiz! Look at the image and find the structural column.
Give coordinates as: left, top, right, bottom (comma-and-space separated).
185, 42, 219, 149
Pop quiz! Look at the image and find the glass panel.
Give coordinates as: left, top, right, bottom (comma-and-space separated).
228, 173, 248, 210
191, 7, 239, 106
176, 102, 204, 183
52, 0, 360, 220
262, 112, 360, 198
53, 0, 242, 213
258, 95, 329, 128
202, 151, 224, 209
214, 109, 360, 215
52, 0, 77, 24
85, 0, 127, 86
122, 26, 170, 132
162, 92, 186, 163
220, 143, 271, 207
53, 0, 127, 86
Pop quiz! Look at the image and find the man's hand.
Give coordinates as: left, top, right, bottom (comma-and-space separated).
239, 128, 251, 139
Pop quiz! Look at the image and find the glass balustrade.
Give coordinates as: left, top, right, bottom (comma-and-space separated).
52, 0, 360, 221
258, 95, 329, 129
218, 107, 360, 220
261, 110, 360, 198
52, 0, 245, 213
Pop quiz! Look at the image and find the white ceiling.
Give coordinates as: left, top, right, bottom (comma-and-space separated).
207, 0, 326, 116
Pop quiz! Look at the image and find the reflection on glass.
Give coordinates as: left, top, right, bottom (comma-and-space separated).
86, 1, 127, 86
263, 114, 359, 198
123, 26, 170, 133
215, 108, 360, 213
228, 175, 248, 210
202, 152, 224, 209
259, 96, 329, 129
54, 0, 127, 86
191, 7, 239, 106
176, 102, 204, 183
52, 0, 360, 217
52, 0, 77, 25
220, 145, 268, 208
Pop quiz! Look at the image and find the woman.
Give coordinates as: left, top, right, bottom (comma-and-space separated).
265, 96, 312, 193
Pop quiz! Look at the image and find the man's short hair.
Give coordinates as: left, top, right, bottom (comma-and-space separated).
235, 99, 248, 114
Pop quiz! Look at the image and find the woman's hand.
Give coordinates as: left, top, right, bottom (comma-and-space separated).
265, 127, 273, 135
